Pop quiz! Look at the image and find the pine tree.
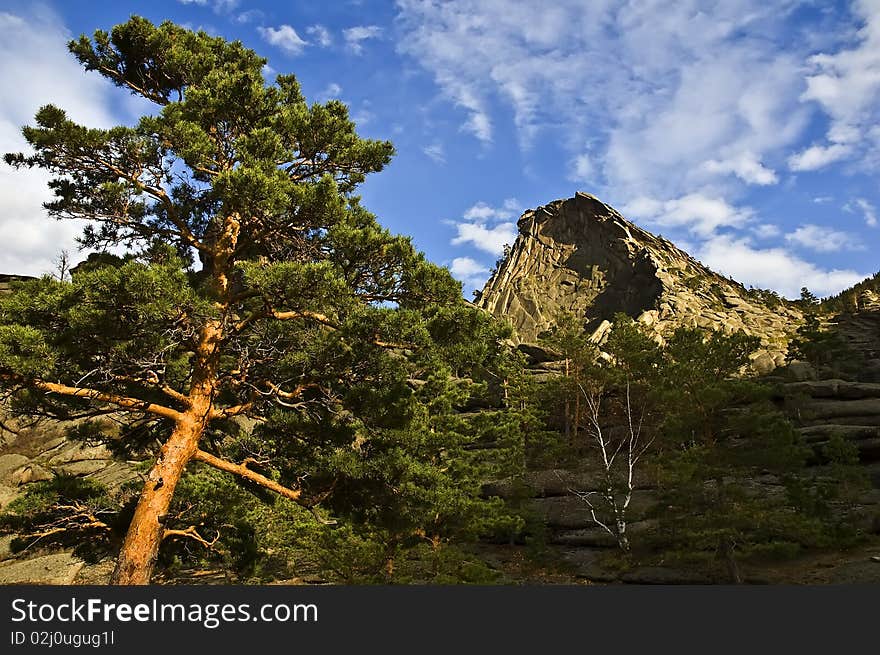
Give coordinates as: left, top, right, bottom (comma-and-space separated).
1, 17, 515, 584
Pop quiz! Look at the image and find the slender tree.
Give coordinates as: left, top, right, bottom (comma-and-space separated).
1, 18, 503, 583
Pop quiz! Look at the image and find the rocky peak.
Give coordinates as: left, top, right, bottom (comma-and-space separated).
477, 192, 803, 370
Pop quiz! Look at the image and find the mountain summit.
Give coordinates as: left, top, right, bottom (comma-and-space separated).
477, 192, 803, 370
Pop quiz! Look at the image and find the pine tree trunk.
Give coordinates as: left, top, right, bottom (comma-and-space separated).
110, 320, 223, 584
110, 416, 203, 584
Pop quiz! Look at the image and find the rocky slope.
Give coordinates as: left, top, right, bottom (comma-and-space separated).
477, 192, 802, 371
476, 194, 879, 583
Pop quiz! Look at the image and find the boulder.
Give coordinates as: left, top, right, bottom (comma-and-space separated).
0, 454, 30, 483
10, 463, 53, 485
0, 552, 84, 585
516, 342, 560, 364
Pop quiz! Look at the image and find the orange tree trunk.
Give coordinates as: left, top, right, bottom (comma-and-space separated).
110, 320, 223, 585
109, 415, 204, 584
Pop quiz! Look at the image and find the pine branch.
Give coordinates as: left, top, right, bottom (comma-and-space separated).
191, 449, 305, 504
162, 525, 220, 549
1, 374, 183, 422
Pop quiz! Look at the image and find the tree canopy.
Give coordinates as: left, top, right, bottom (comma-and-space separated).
1, 16, 518, 584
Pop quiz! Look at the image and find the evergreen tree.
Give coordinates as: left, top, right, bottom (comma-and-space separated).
0, 17, 517, 584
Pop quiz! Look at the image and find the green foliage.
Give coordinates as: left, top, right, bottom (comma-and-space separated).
0, 16, 528, 583
655, 327, 761, 445
747, 286, 785, 309
539, 313, 866, 575
820, 270, 880, 313
787, 314, 860, 378
799, 287, 820, 307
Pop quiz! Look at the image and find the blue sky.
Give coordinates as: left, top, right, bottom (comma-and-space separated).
1, 0, 879, 298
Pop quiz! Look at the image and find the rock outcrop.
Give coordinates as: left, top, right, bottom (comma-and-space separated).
477, 192, 802, 369
0, 412, 137, 584
0, 274, 35, 294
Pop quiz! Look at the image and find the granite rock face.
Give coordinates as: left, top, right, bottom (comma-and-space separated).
477, 193, 803, 368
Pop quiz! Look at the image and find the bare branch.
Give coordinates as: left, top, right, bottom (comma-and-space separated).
209, 401, 254, 420
162, 525, 220, 549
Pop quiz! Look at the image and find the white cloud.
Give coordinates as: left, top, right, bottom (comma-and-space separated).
258, 25, 308, 56
787, 142, 852, 171
813, 195, 833, 203
317, 82, 342, 103
785, 224, 864, 252
702, 153, 778, 185
0, 9, 119, 277
621, 196, 664, 219
463, 198, 519, 222
449, 257, 487, 278
397, 0, 809, 192
449, 256, 490, 287
797, 0, 880, 170
696, 234, 866, 298
451, 222, 516, 256
568, 153, 595, 185
423, 142, 446, 164
397, 0, 877, 305
753, 224, 781, 239
625, 193, 753, 237
234, 10, 264, 25
450, 199, 519, 255
463, 110, 492, 142
307, 24, 333, 48
854, 197, 878, 227
352, 101, 374, 126
343, 25, 382, 55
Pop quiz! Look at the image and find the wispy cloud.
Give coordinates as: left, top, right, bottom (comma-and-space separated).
463, 198, 519, 222
753, 224, 781, 239
785, 224, 865, 252
317, 82, 342, 103
234, 10, 263, 24
398, 0, 874, 297
851, 197, 878, 227
796, 0, 880, 172
307, 24, 332, 48
702, 153, 778, 185
567, 153, 595, 185
624, 193, 753, 238
451, 222, 516, 256
343, 25, 382, 55
258, 25, 308, 56
788, 143, 851, 171
397, 0, 808, 181
177, 0, 240, 13
423, 142, 445, 164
